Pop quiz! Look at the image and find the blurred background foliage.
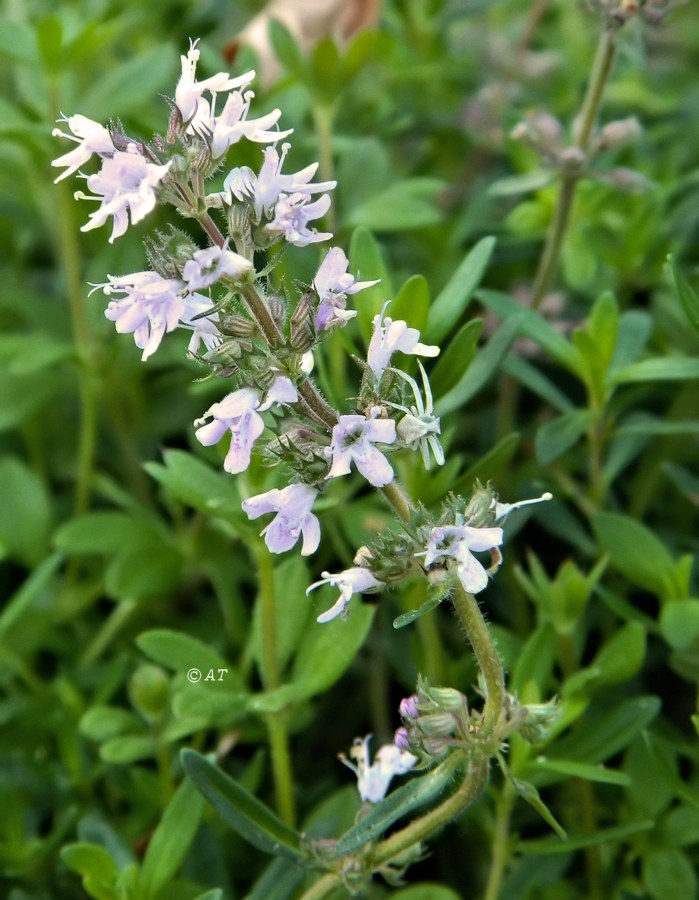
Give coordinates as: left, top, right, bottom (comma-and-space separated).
2, 0, 699, 897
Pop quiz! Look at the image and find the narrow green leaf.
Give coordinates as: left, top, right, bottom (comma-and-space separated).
393, 594, 443, 629
518, 820, 654, 855
535, 409, 591, 466
0, 456, 53, 566
613, 356, 699, 385
82, 44, 178, 119
350, 227, 393, 342
430, 319, 483, 398
99, 735, 157, 764
528, 758, 631, 786
144, 449, 241, 521
660, 600, 699, 650
268, 19, 309, 81
335, 757, 460, 854
668, 255, 699, 336
435, 314, 523, 416
137, 629, 236, 684
390, 275, 430, 335
503, 356, 574, 413
477, 289, 582, 373
427, 237, 495, 343
593, 512, 678, 600
80, 706, 144, 742
54, 512, 164, 555
499, 759, 566, 839
0, 553, 61, 635
393, 885, 463, 900
180, 750, 302, 858
105, 546, 182, 602
60, 842, 119, 898
346, 178, 444, 233
488, 170, 554, 197
141, 778, 205, 897
451, 433, 520, 497
251, 556, 311, 675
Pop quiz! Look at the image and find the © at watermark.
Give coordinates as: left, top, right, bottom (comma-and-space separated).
187, 667, 230, 684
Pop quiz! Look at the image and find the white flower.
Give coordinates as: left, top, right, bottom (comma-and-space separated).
74, 144, 171, 242
222, 143, 336, 220
182, 245, 253, 291
51, 114, 114, 182
307, 566, 383, 623
390, 362, 444, 469
194, 388, 264, 474
242, 484, 320, 555
340, 735, 417, 804
417, 524, 504, 594
258, 375, 298, 410
325, 410, 396, 487
267, 191, 333, 247
313, 247, 379, 331
207, 90, 292, 159
367, 304, 440, 382
175, 40, 254, 125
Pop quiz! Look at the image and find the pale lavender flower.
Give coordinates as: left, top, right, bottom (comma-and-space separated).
194, 388, 264, 474
100, 271, 187, 360
51, 114, 114, 183
252, 143, 336, 220
417, 524, 504, 594
258, 375, 298, 410
75, 144, 172, 242
182, 245, 252, 291
367, 304, 440, 381
267, 192, 333, 247
390, 363, 444, 469
399, 695, 420, 719
340, 735, 417, 804
175, 40, 254, 125
394, 727, 412, 752
326, 410, 396, 487
242, 484, 320, 555
208, 90, 291, 159
179, 293, 223, 355
313, 247, 379, 331
307, 566, 383, 623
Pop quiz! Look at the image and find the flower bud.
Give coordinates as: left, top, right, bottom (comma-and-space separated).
597, 117, 642, 151
463, 482, 498, 526
221, 314, 259, 337
399, 695, 420, 720
423, 685, 467, 714
290, 292, 316, 351
128, 664, 169, 724
268, 294, 286, 324
416, 712, 458, 739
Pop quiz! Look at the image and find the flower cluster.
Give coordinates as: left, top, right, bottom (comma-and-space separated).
339, 734, 417, 804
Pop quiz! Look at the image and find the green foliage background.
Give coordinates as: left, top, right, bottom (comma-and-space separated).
2, 0, 699, 897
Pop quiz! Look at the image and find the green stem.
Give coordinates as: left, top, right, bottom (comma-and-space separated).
530, 26, 618, 308
312, 103, 337, 234
380, 481, 413, 523
252, 541, 296, 825
79, 599, 138, 667
299, 873, 342, 900
451, 583, 505, 731
483, 782, 516, 900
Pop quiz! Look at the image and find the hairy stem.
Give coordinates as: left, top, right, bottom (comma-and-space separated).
381, 481, 413, 523
252, 541, 296, 825
451, 583, 505, 731
530, 26, 618, 308
483, 782, 516, 900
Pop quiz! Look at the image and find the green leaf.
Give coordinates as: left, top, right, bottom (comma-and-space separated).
350, 227, 393, 342
0, 22, 38, 64
435, 314, 522, 416
105, 545, 182, 602
99, 735, 157, 764
503, 356, 574, 413
535, 409, 591, 466
268, 19, 309, 81
144, 449, 242, 522
335, 757, 461, 854
427, 237, 496, 343
546, 695, 661, 764
346, 178, 444, 233
499, 758, 566, 839
660, 600, 699, 650
180, 750, 302, 858
451, 433, 520, 496
54, 512, 164, 556
80, 706, 145, 742
518, 819, 654, 855
249, 605, 374, 712
488, 170, 554, 196
0, 553, 61, 636
393, 886, 462, 900
592, 512, 678, 601
60, 842, 119, 900
141, 778, 205, 897
0, 456, 52, 566
393, 594, 443, 629
644, 849, 698, 900
430, 319, 483, 398
82, 44, 178, 119
563, 622, 646, 696
310, 37, 342, 101
137, 629, 231, 679
251, 556, 311, 675
477, 289, 582, 373
511, 623, 557, 702
613, 356, 699, 385
390, 275, 430, 336
668, 255, 699, 336
528, 758, 631, 787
